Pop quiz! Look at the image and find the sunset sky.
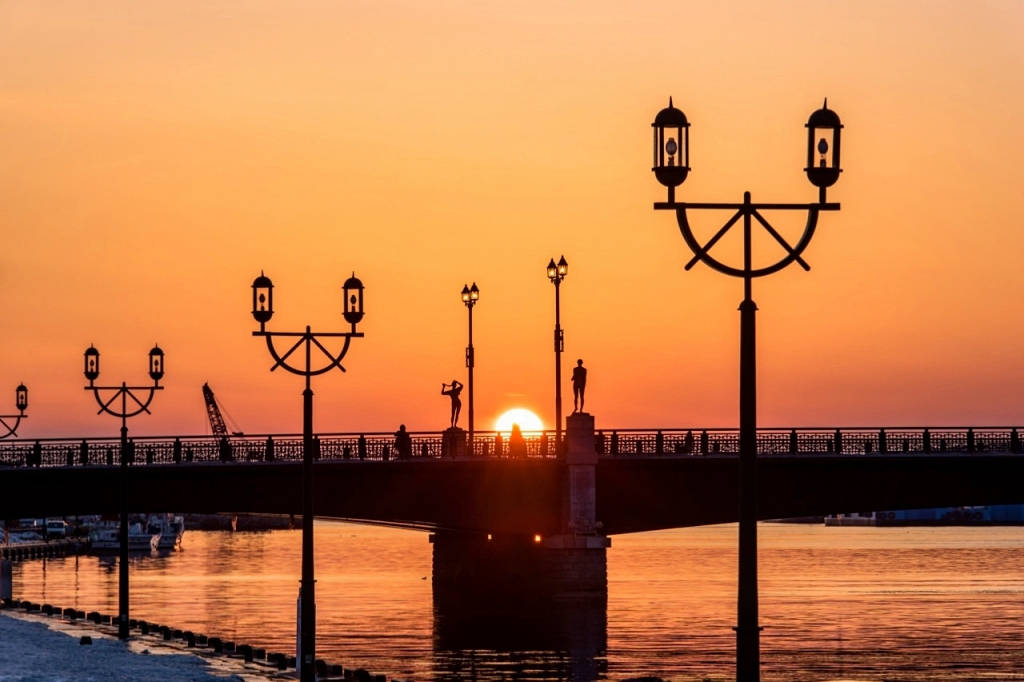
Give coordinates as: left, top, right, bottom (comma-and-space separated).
1, 1, 1023, 437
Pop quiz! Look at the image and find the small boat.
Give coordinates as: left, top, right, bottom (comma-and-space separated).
89, 523, 160, 553
147, 514, 185, 550
7, 530, 44, 545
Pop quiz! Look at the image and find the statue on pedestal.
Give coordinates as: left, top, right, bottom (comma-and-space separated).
441, 380, 464, 428
572, 360, 587, 413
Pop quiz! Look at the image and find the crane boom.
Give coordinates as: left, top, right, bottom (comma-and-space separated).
202, 383, 229, 437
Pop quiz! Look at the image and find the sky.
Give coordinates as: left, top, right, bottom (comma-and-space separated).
2, 1, 1024, 438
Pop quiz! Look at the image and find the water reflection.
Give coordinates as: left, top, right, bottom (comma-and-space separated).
433, 588, 607, 682
11, 524, 1024, 681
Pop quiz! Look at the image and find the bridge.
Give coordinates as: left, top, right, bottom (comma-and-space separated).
2, 421, 1022, 530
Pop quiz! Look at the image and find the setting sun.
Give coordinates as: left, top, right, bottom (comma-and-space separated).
494, 409, 544, 435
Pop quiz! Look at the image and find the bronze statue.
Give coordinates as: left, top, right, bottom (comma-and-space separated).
572, 359, 587, 413
441, 380, 464, 428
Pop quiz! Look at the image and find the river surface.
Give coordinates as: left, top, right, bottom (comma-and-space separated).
12, 523, 1024, 681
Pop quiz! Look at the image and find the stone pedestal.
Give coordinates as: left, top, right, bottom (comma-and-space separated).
441, 427, 467, 458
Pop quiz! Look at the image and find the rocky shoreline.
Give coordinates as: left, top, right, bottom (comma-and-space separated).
0, 607, 260, 681
1, 598, 393, 682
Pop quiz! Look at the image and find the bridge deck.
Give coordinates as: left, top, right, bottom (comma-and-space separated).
3, 449, 1023, 536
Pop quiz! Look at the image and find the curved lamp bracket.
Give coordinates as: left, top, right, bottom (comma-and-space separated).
0, 414, 25, 439
259, 331, 360, 377
676, 205, 821, 279
89, 385, 161, 419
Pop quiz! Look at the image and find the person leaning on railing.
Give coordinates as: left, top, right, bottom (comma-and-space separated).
393, 425, 413, 460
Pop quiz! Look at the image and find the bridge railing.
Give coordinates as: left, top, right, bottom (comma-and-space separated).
0, 427, 1020, 468
594, 427, 1021, 456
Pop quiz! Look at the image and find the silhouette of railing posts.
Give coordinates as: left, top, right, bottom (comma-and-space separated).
651, 97, 843, 682
250, 271, 365, 682
82, 343, 165, 640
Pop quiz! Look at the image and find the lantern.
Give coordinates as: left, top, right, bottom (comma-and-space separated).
84, 346, 100, 382
652, 97, 690, 198
557, 256, 568, 278
461, 285, 471, 304
15, 384, 28, 412
469, 283, 479, 302
149, 345, 165, 382
343, 273, 364, 325
546, 259, 558, 281
252, 272, 274, 325
805, 99, 843, 192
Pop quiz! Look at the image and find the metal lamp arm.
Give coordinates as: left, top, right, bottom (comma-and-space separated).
88, 385, 162, 419
260, 331, 356, 377
676, 205, 821, 279
0, 414, 24, 439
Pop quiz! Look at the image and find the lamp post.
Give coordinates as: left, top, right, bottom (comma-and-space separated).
251, 271, 365, 682
84, 344, 165, 640
461, 283, 479, 449
651, 98, 842, 682
546, 256, 568, 452
0, 384, 29, 439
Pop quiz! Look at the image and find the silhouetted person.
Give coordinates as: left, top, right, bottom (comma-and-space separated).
572, 359, 587, 413
509, 424, 527, 459
394, 424, 413, 460
441, 380, 464, 428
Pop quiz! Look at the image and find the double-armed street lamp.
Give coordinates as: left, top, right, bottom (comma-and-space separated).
250, 271, 365, 682
651, 98, 843, 682
83, 344, 165, 640
461, 283, 480, 446
0, 384, 29, 439
546, 256, 568, 452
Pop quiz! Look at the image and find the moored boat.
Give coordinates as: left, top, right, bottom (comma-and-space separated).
89, 523, 160, 553
147, 514, 185, 550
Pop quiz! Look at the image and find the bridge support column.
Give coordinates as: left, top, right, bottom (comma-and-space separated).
1, 558, 11, 600
431, 412, 610, 595
544, 412, 609, 591
430, 532, 608, 595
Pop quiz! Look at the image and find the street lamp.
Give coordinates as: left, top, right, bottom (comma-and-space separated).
461, 283, 479, 449
547, 256, 568, 452
652, 98, 842, 682
0, 384, 29, 439
250, 271, 365, 682
83, 343, 165, 640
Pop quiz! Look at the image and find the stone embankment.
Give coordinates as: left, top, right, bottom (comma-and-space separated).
1, 597, 390, 682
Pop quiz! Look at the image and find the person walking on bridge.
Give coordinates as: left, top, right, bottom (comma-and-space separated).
441, 380, 464, 428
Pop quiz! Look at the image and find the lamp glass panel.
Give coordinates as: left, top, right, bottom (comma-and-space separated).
254, 287, 272, 315
812, 127, 836, 169
657, 126, 685, 169
345, 287, 363, 316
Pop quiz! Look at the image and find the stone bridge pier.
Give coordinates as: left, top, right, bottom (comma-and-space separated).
431, 412, 610, 595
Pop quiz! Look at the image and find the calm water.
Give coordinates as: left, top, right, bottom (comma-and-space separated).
13, 523, 1024, 681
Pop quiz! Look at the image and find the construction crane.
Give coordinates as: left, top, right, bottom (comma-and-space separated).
202, 383, 243, 436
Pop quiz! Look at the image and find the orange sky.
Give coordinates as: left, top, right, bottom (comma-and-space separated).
2, 1, 1024, 437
